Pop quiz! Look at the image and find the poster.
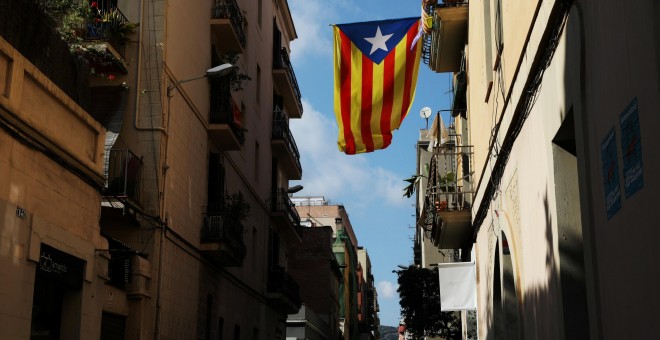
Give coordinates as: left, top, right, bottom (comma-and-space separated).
600, 127, 621, 219
620, 97, 644, 197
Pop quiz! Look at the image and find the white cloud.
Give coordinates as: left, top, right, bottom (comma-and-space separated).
289, 1, 328, 62
289, 0, 363, 63
377, 280, 398, 299
290, 100, 410, 208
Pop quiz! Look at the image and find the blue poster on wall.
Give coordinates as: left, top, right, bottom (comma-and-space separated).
620, 97, 644, 197
600, 128, 621, 219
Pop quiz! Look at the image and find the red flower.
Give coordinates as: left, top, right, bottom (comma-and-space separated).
107, 74, 116, 80
91, 2, 98, 8
95, 18, 102, 22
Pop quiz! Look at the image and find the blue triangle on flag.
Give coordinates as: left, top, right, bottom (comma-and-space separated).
337, 17, 419, 65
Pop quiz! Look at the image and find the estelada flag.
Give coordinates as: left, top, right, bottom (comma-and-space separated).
333, 18, 422, 155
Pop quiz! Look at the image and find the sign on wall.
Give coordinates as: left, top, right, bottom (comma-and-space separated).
600, 128, 622, 219
38, 243, 85, 289
620, 97, 644, 197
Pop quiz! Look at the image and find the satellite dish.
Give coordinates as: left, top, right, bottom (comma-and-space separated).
420, 107, 432, 129
419, 107, 432, 119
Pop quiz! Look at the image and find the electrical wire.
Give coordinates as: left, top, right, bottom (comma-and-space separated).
472, 0, 573, 238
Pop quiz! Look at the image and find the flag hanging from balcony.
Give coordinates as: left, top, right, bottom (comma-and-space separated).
333, 17, 422, 155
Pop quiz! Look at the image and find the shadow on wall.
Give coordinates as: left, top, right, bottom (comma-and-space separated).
483, 185, 588, 340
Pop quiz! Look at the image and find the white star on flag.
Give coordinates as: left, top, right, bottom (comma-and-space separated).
364, 26, 393, 55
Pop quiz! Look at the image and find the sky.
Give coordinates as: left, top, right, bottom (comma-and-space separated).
287, 0, 453, 327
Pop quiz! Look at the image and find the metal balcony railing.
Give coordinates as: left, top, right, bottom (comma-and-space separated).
271, 188, 302, 235
427, 144, 474, 212
273, 48, 303, 114
268, 266, 301, 306
200, 213, 247, 259
213, 0, 246, 48
105, 149, 142, 205
272, 107, 301, 172
80, 1, 130, 57
210, 79, 245, 144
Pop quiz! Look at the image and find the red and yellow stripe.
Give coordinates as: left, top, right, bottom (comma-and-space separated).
333, 21, 422, 155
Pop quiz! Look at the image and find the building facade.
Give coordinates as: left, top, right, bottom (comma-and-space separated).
0, 0, 305, 338
287, 226, 343, 340
293, 198, 380, 340
0, 1, 109, 338
423, 0, 660, 339
356, 247, 380, 340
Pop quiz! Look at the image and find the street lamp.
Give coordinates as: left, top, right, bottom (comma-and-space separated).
166, 63, 233, 97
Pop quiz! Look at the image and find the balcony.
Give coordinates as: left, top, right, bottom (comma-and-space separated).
211, 0, 246, 54
270, 188, 302, 242
209, 79, 244, 150
71, 2, 133, 75
426, 2, 468, 73
427, 144, 474, 249
200, 214, 246, 267
273, 48, 303, 118
267, 266, 302, 314
272, 108, 302, 179
104, 149, 143, 206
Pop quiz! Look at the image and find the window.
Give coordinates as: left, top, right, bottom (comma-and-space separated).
495, 0, 504, 56
268, 229, 280, 268
254, 141, 260, 182
256, 65, 261, 105
257, 0, 262, 28
252, 227, 258, 268
207, 153, 225, 213
483, 0, 494, 101
218, 317, 224, 340
234, 324, 241, 340
101, 312, 126, 340
241, 102, 246, 126
252, 328, 259, 340
205, 294, 213, 340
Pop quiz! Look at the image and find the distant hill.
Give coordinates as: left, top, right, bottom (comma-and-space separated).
379, 325, 399, 340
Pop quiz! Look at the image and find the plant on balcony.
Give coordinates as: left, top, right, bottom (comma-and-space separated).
437, 171, 456, 192
403, 163, 431, 198
403, 174, 423, 198
222, 192, 250, 225
217, 54, 251, 91
39, 0, 138, 77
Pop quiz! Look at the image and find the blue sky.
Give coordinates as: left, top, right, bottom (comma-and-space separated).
287, 0, 453, 327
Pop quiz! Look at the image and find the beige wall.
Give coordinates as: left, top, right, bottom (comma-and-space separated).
112, 0, 304, 338
296, 204, 359, 248
0, 36, 110, 339
468, 0, 660, 338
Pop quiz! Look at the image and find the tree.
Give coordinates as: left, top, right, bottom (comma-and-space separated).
396, 265, 461, 339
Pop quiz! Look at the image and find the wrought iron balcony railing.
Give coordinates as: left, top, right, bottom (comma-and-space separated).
200, 213, 247, 260
267, 266, 302, 307
273, 47, 303, 114
213, 0, 246, 49
80, 2, 131, 57
427, 144, 474, 212
210, 79, 245, 144
105, 149, 142, 205
272, 107, 301, 172
271, 188, 302, 235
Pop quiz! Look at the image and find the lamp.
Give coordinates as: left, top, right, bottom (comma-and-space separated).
167, 63, 233, 97
287, 185, 304, 194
